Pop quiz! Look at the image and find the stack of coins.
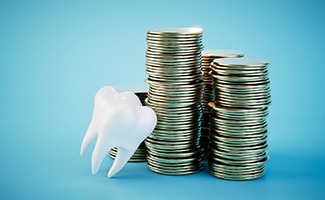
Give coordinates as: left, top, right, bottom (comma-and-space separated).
208, 57, 271, 180
109, 92, 148, 162
201, 50, 244, 157
145, 27, 204, 175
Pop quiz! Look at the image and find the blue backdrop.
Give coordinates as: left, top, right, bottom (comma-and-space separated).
1, 0, 324, 199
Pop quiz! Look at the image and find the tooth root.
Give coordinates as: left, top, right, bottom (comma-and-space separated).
107, 147, 135, 178
91, 133, 112, 175
80, 120, 97, 156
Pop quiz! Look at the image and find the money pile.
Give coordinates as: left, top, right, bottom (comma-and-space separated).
145, 27, 204, 175
208, 58, 271, 180
109, 92, 148, 162
201, 50, 244, 157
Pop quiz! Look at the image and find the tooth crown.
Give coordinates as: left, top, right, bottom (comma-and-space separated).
80, 86, 157, 177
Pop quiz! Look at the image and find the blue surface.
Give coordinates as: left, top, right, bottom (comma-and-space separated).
1, 0, 325, 199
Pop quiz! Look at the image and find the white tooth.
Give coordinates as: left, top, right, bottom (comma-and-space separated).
80, 86, 157, 178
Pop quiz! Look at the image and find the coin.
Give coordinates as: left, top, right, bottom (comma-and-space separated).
145, 27, 204, 175
200, 50, 244, 158
208, 57, 271, 180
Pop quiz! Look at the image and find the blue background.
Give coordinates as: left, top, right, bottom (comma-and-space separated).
1, 0, 324, 199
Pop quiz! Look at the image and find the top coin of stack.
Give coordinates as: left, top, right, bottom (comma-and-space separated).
145, 27, 204, 175
201, 50, 244, 157
208, 57, 271, 180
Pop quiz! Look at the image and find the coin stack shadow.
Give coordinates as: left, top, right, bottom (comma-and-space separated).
144, 27, 204, 175
109, 92, 148, 162
208, 58, 271, 180
201, 50, 244, 158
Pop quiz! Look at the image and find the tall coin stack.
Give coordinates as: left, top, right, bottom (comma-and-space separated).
201, 50, 244, 157
110, 92, 148, 162
208, 58, 271, 180
145, 27, 204, 175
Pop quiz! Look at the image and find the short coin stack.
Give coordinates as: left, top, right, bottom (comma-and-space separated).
208, 57, 271, 180
145, 27, 204, 175
110, 92, 148, 162
201, 50, 244, 157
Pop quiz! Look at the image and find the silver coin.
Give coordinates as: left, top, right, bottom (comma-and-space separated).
208, 57, 271, 180
213, 57, 270, 68
148, 27, 203, 35
145, 27, 206, 175
201, 50, 248, 162
147, 163, 203, 175
202, 49, 244, 58
211, 66, 269, 76
146, 47, 203, 54
147, 42, 203, 49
